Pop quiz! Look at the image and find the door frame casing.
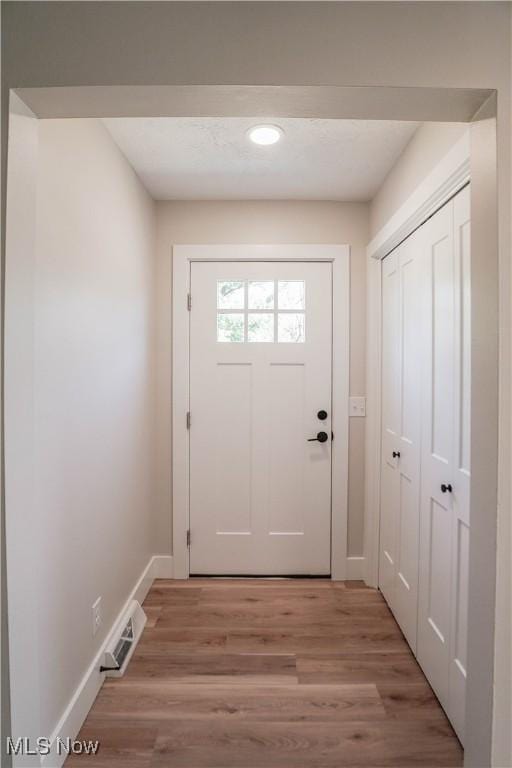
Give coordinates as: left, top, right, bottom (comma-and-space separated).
172, 244, 350, 579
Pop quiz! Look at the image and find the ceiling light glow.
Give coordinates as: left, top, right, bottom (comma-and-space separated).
248, 124, 283, 146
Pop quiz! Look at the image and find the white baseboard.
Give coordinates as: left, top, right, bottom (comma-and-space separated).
346, 556, 366, 580
41, 554, 173, 768
132, 557, 156, 605
152, 554, 174, 579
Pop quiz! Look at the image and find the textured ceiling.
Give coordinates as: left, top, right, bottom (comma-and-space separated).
102, 117, 419, 201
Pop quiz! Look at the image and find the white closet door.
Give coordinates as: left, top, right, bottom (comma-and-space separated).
417, 200, 456, 715
392, 231, 422, 649
379, 233, 422, 649
448, 184, 471, 741
379, 250, 400, 606
417, 188, 471, 742
380, 186, 470, 742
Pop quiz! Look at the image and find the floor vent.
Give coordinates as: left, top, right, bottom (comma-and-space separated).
100, 600, 146, 677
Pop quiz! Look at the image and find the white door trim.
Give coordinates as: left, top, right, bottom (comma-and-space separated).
172, 244, 350, 580
364, 132, 471, 588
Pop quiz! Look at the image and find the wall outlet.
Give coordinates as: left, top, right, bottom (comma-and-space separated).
92, 596, 102, 637
349, 396, 366, 417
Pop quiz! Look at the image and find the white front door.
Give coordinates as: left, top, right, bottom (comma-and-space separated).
189, 261, 332, 575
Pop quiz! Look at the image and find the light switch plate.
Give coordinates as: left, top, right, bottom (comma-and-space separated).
349, 396, 366, 417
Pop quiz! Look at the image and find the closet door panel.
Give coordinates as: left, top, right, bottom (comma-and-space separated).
381, 252, 400, 437
417, 201, 455, 712
379, 250, 400, 606
452, 185, 471, 527
393, 232, 422, 649
449, 184, 471, 741
379, 186, 470, 742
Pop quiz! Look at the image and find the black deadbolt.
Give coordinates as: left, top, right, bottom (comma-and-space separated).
317, 410, 328, 421
308, 431, 329, 443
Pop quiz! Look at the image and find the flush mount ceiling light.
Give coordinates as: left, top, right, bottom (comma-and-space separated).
247, 124, 284, 146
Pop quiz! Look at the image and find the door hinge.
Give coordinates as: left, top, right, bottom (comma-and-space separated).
187, 293, 192, 311
186, 529, 191, 547
186, 411, 191, 430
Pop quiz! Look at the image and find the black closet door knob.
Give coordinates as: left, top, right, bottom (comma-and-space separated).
392, 451, 401, 458
441, 483, 453, 494
317, 410, 328, 421
308, 431, 329, 443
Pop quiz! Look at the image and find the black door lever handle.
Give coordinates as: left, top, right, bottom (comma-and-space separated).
308, 431, 329, 443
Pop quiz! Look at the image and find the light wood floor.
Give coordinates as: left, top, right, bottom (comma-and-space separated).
67, 579, 463, 767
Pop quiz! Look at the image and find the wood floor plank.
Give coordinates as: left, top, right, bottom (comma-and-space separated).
376, 682, 450, 721
191, 578, 340, 589
227, 627, 409, 654
87, 682, 385, 722
297, 652, 426, 684
136, 628, 228, 652
150, 720, 462, 767
122, 651, 298, 684
65, 723, 157, 768
143, 607, 162, 628
156, 603, 394, 629
65, 579, 462, 768
195, 587, 385, 606
196, 590, 338, 606
142, 587, 202, 607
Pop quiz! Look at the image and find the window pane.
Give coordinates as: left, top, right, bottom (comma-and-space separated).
248, 313, 274, 343
278, 280, 305, 310
217, 280, 244, 309
248, 280, 274, 309
217, 313, 244, 342
278, 313, 305, 343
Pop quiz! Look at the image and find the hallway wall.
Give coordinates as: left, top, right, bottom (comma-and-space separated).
33, 119, 157, 737
370, 122, 469, 237
155, 200, 370, 559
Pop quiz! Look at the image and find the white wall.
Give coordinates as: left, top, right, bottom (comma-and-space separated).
491, 33, 512, 766
155, 200, 369, 558
370, 122, 469, 237
33, 119, 157, 736
4, 98, 41, 767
